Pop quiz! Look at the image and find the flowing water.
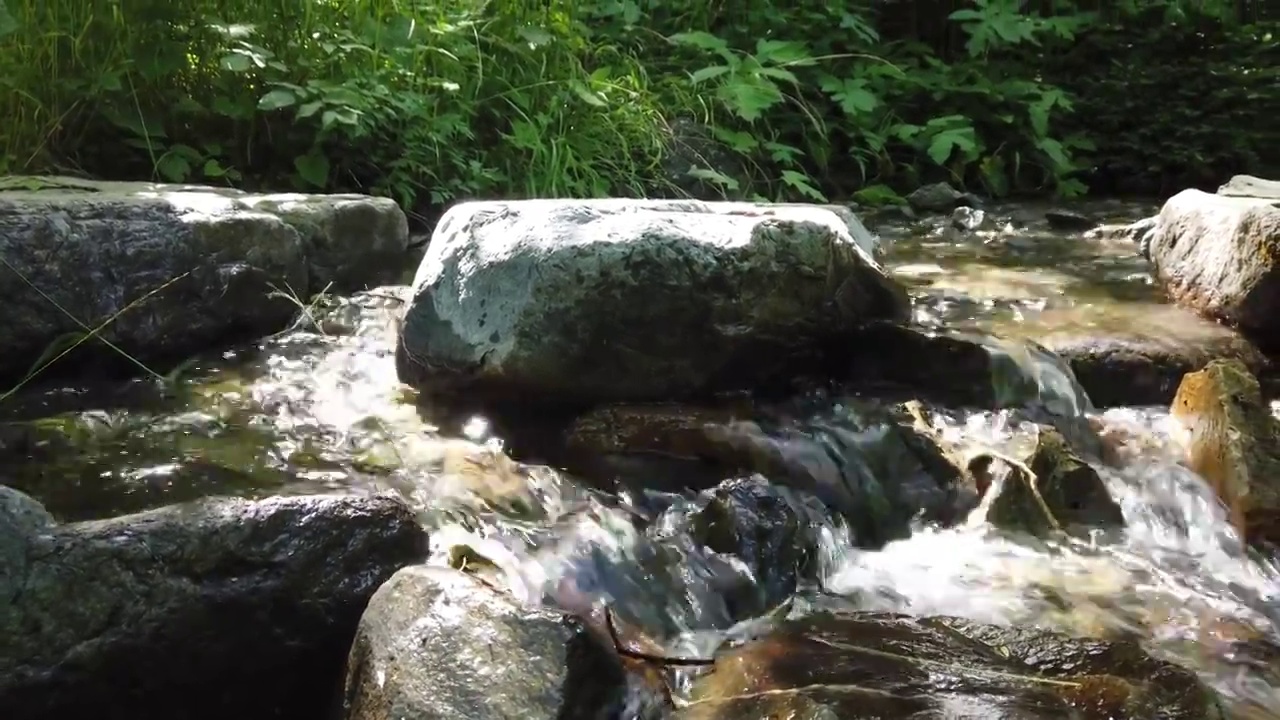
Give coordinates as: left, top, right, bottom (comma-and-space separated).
2, 200, 1279, 717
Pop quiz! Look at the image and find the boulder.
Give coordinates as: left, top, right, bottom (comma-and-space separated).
1042, 309, 1274, 407
676, 611, 1225, 719
396, 199, 908, 405
979, 425, 1126, 538
340, 565, 626, 720
1146, 186, 1280, 348
0, 176, 408, 379
0, 489, 428, 720
1171, 359, 1280, 547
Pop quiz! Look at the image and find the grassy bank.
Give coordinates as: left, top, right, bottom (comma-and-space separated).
0, 0, 1275, 219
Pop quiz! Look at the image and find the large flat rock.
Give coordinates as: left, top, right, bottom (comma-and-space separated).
396, 198, 908, 405
0, 176, 408, 378
1147, 184, 1280, 348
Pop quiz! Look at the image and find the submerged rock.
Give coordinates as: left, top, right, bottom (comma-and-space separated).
341, 565, 627, 720
0, 490, 427, 720
1045, 208, 1096, 231
980, 425, 1125, 538
564, 400, 976, 547
650, 475, 835, 620
1171, 359, 1280, 547
0, 176, 408, 379
1146, 184, 1280, 349
395, 199, 908, 405
676, 611, 1226, 720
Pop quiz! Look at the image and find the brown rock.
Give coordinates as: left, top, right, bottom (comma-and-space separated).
1171, 358, 1280, 546
675, 611, 1225, 720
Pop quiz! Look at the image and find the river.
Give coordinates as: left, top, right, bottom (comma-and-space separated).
2, 199, 1278, 717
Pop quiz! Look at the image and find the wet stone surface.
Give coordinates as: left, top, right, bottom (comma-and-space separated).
1, 198, 1279, 720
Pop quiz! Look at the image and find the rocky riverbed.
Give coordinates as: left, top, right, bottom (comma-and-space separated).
2, 178, 1280, 720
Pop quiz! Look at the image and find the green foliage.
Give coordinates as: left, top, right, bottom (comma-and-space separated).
1037, 10, 1279, 195
0, 0, 1273, 210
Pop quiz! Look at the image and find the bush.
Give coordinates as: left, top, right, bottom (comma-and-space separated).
1038, 9, 1280, 195
0, 0, 1274, 211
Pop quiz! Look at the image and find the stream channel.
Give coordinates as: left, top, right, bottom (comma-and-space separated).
2, 199, 1278, 717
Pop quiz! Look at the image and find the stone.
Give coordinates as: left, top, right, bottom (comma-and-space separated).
0, 491, 428, 720
1219, 174, 1280, 199
981, 425, 1125, 538
842, 323, 1092, 418
397, 199, 908, 404
1045, 208, 1097, 231
1171, 359, 1280, 547
675, 611, 1225, 720
1146, 187, 1280, 349
340, 565, 626, 720
650, 475, 834, 619
1043, 314, 1274, 407
563, 399, 975, 547
905, 182, 980, 213
0, 176, 408, 380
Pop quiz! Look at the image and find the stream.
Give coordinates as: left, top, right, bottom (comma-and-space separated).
2, 200, 1279, 717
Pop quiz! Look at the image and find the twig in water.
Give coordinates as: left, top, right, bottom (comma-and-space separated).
603, 606, 717, 667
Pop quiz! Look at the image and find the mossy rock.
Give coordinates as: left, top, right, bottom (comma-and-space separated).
982, 425, 1125, 537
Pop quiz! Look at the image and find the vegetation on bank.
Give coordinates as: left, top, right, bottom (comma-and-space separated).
0, 0, 1276, 222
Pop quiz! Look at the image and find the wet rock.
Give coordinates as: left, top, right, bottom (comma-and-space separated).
1044, 321, 1273, 407
905, 182, 980, 212
1146, 186, 1280, 349
341, 565, 626, 720
948, 205, 991, 233
843, 323, 1092, 419
0, 491, 427, 720
397, 199, 907, 405
1219, 174, 1280, 199
651, 476, 833, 619
1171, 359, 1280, 547
1045, 208, 1097, 231
563, 400, 975, 547
676, 611, 1225, 720
981, 425, 1125, 538
0, 176, 408, 379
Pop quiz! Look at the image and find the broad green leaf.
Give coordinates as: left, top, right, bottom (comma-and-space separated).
669, 31, 730, 54
781, 170, 826, 202
294, 151, 330, 187
717, 77, 783, 122
219, 53, 253, 73
258, 88, 297, 111
689, 65, 731, 84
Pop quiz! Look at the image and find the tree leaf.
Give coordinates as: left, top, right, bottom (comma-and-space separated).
294, 151, 330, 188
258, 88, 297, 111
